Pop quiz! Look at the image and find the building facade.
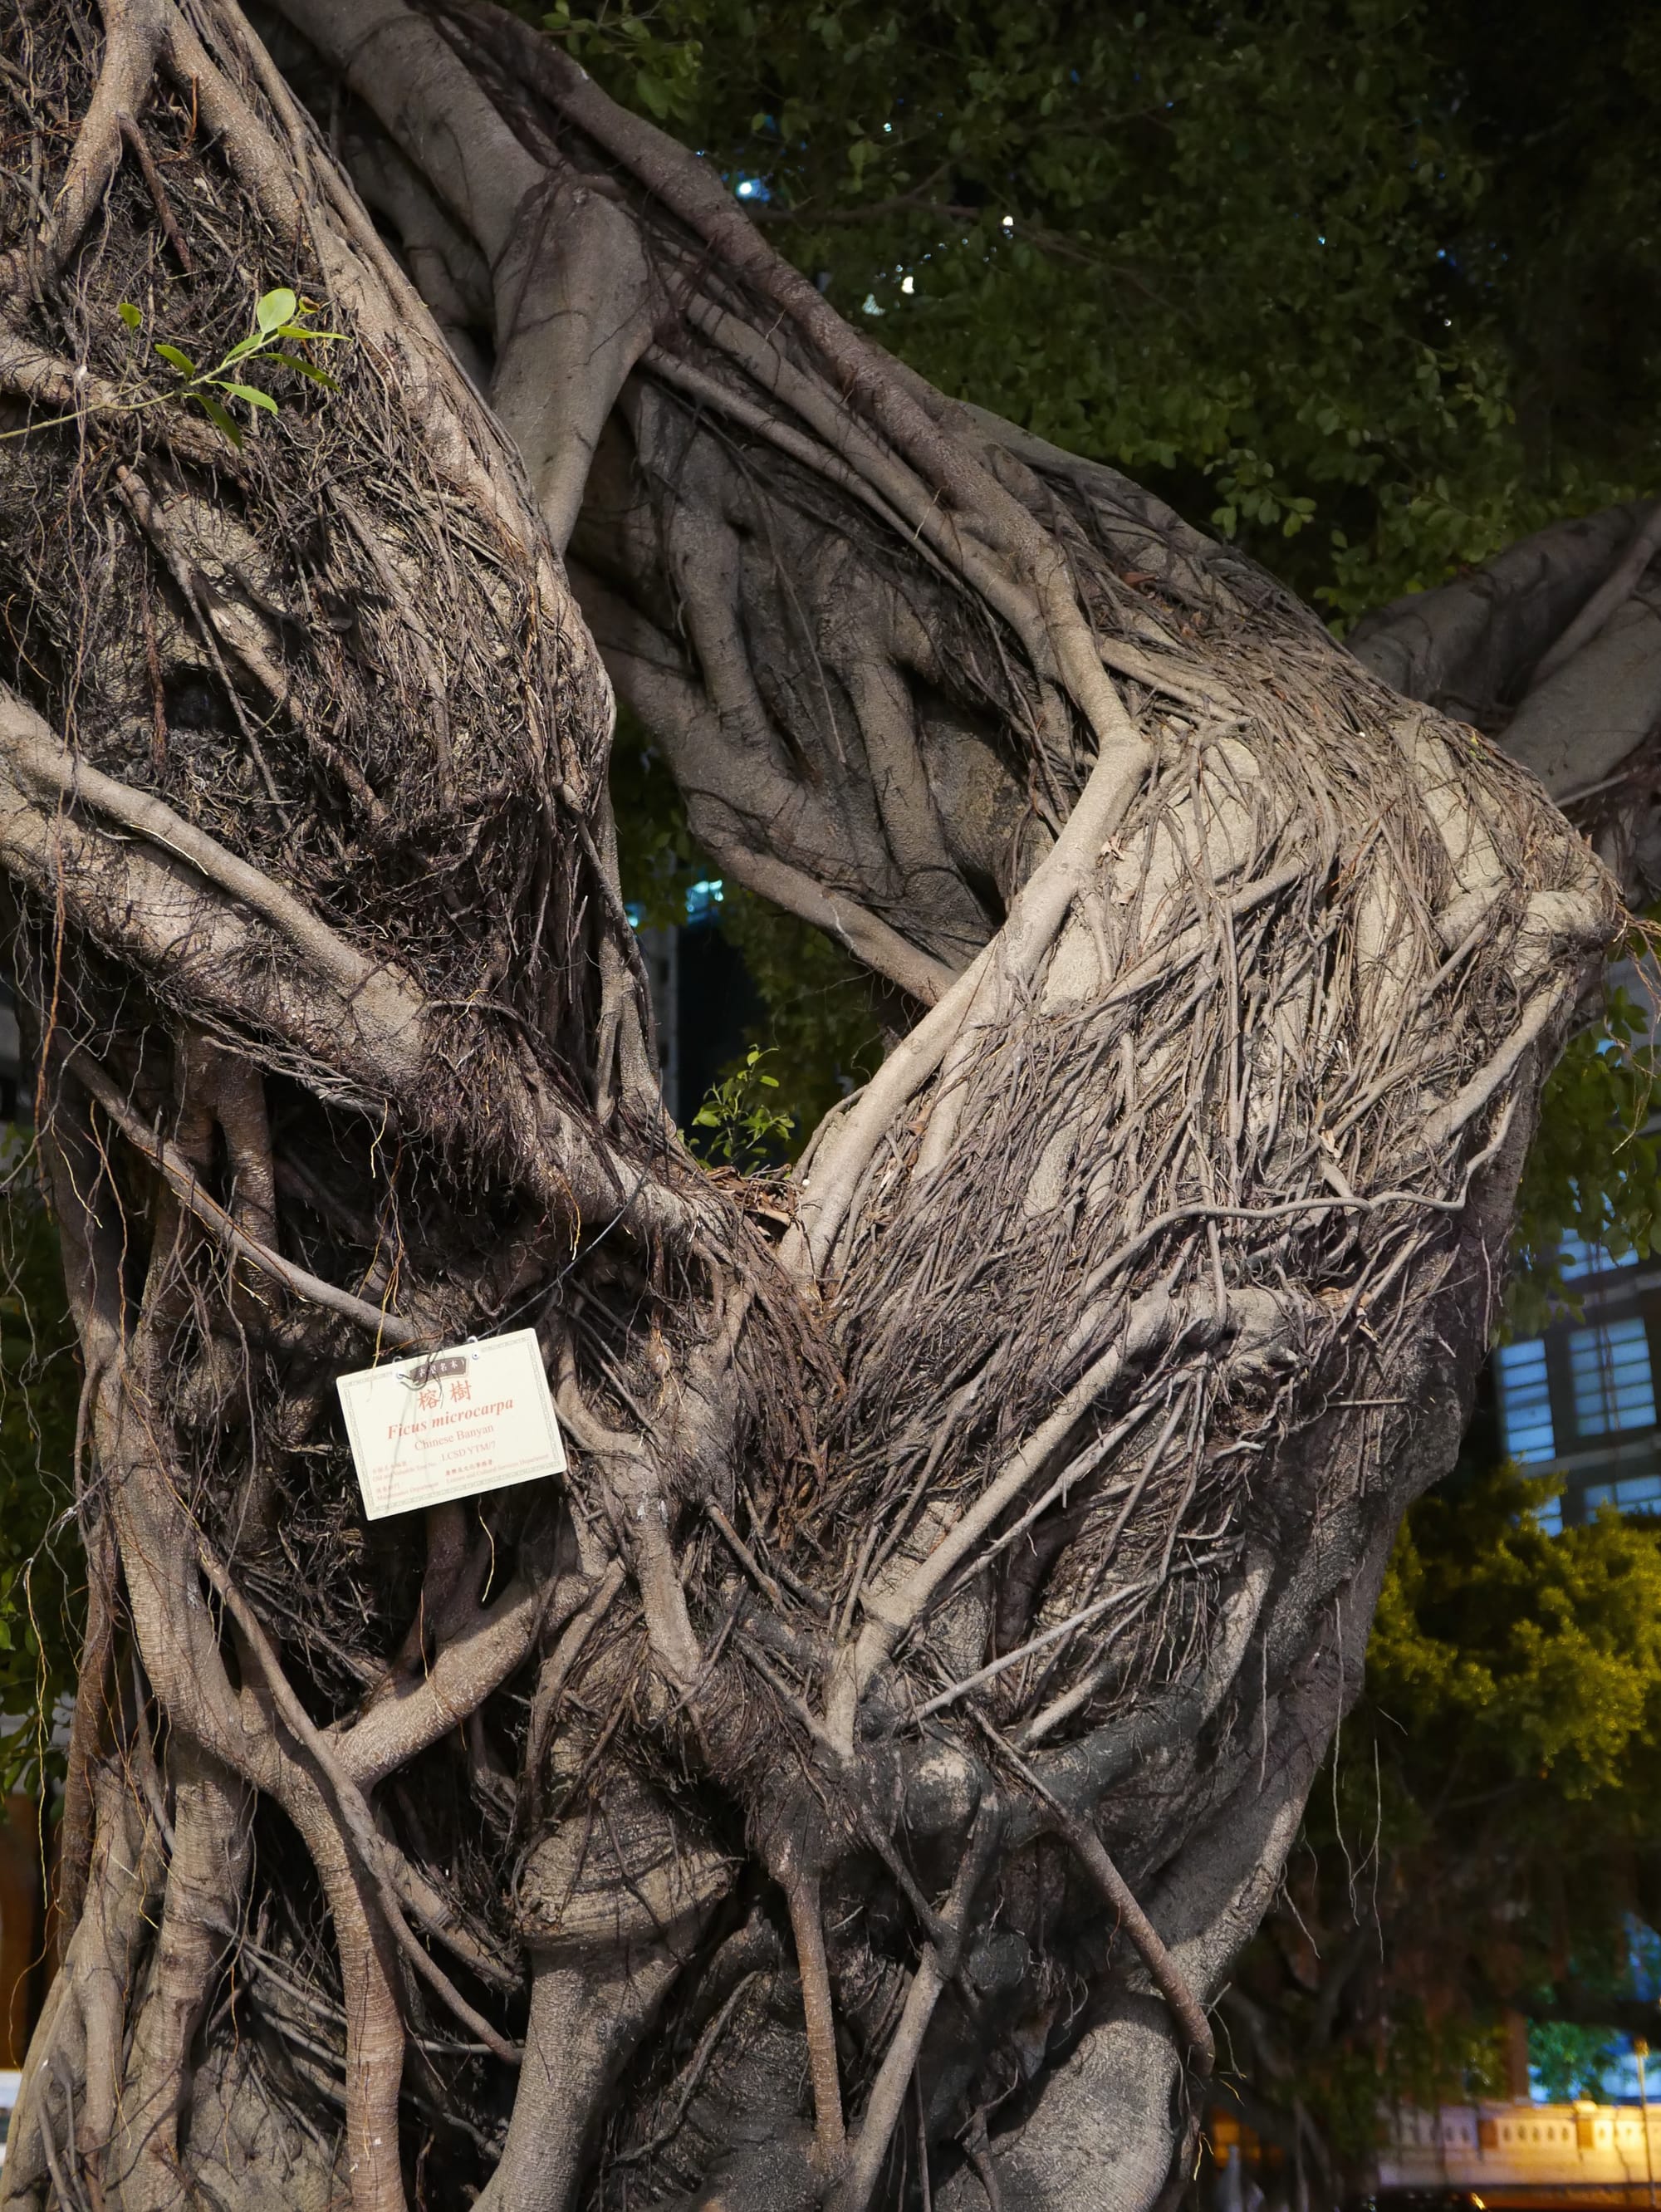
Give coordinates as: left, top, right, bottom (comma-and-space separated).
1494, 1236, 1661, 1533
1379, 2098, 1661, 2195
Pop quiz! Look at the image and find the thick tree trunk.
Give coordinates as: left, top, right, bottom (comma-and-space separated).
1351, 500, 1661, 904
0, 6, 1621, 2212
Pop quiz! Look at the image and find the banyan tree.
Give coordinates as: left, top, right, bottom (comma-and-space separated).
0, 5, 1649, 2210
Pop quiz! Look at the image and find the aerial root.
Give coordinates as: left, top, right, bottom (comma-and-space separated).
961, 2110, 1003, 2212
782, 1869, 847, 2170
113, 1743, 253, 2212
54, 1499, 119, 1945
199, 1547, 525, 2066
70, 1047, 427, 1347
826, 1805, 1003, 2212
2, 1760, 168, 2205
791, 708, 1163, 1274
1056, 1816, 1214, 2074
610, 1969, 763, 2173
113, 105, 192, 269
48, 0, 167, 276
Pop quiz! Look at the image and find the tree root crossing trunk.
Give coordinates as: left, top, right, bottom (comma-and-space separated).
0, 4, 1619, 2211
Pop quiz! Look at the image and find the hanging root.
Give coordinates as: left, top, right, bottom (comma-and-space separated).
782, 1870, 847, 2170
0, 2, 1623, 2210
112, 1744, 254, 2212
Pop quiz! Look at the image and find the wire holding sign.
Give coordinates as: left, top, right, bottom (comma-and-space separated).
334, 1329, 566, 1521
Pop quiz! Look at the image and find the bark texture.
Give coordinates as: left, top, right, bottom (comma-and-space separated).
0, 5, 1623, 2212
1352, 499, 1661, 903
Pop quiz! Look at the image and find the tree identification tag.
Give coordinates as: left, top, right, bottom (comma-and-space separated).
335, 1329, 566, 1521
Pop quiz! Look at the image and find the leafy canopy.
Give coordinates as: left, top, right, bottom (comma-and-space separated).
1238, 1449, 1661, 2148
535, 0, 1661, 620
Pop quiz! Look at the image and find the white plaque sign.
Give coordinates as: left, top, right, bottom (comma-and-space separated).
335, 1329, 566, 1522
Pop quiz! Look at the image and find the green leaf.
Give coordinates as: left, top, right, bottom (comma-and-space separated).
218, 334, 263, 365
274, 326, 346, 343
117, 301, 142, 331
190, 392, 243, 448
267, 353, 340, 390
255, 287, 298, 336
153, 342, 198, 375
213, 380, 278, 414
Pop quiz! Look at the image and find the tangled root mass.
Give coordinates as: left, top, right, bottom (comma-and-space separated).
0, 6, 1618, 2212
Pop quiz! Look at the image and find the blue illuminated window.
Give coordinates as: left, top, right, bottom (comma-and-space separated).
1584, 1474, 1661, 1519
1495, 1339, 1556, 1464
1569, 1317, 1656, 1438
1561, 1233, 1615, 1281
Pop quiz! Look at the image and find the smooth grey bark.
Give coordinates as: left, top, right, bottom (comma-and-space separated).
935, 1474, 1412, 2212
1348, 503, 1652, 727
1353, 500, 1661, 900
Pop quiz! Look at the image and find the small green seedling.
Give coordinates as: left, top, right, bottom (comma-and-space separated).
4, 287, 347, 446
692, 1045, 796, 1170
